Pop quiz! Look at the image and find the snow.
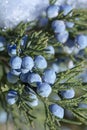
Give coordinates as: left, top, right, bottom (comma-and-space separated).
0, 0, 87, 29
0, 0, 49, 29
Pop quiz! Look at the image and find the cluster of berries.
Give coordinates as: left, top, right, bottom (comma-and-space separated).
6, 47, 75, 119
7, 54, 55, 93
6, 44, 75, 119
39, 4, 87, 51
47, 4, 87, 50
6, 43, 56, 108
1, 3, 87, 120
39, 4, 74, 44
6, 87, 75, 119
7, 56, 55, 94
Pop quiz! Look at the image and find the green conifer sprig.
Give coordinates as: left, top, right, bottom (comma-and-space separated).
0, 1, 87, 130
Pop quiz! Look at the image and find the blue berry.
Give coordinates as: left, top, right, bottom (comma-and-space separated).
34, 55, 47, 69
37, 82, 52, 97
64, 39, 79, 54
65, 21, 74, 28
45, 45, 55, 54
65, 39, 75, 48
75, 35, 87, 50
63, 46, 74, 54
22, 56, 34, 70
46, 5, 60, 19
60, 4, 73, 16
10, 56, 22, 69
6, 90, 18, 105
42, 68, 56, 84
49, 104, 64, 118
0, 36, 6, 51
25, 86, 38, 107
59, 88, 75, 99
20, 73, 28, 83
52, 20, 66, 33
56, 30, 69, 43
51, 62, 59, 73
78, 103, 87, 108
20, 35, 28, 47
7, 72, 18, 84
7, 44, 17, 56
27, 94, 38, 107
27, 73, 42, 84
10, 69, 21, 76
38, 17, 48, 27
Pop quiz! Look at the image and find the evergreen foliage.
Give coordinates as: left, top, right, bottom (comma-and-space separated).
0, 0, 87, 130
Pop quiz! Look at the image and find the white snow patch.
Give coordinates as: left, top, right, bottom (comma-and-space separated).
0, 0, 87, 29
0, 0, 49, 29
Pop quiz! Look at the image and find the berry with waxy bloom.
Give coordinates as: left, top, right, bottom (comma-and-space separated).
52, 20, 66, 33
42, 68, 56, 84
49, 104, 64, 119
6, 90, 18, 105
10, 56, 22, 69
37, 82, 52, 97
46, 5, 60, 19
34, 55, 47, 69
